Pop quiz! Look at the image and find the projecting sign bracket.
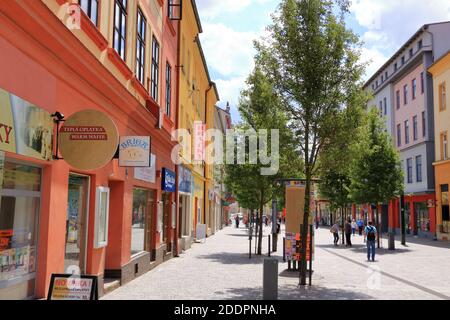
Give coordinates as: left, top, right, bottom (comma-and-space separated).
51, 112, 65, 160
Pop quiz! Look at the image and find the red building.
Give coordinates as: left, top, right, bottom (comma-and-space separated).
0, 0, 179, 299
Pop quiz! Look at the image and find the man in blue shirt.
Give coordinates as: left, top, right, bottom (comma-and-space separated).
364, 221, 377, 262
357, 219, 364, 236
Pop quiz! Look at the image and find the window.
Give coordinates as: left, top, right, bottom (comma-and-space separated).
401, 56, 405, 65
422, 111, 426, 137
441, 132, 448, 160
151, 37, 160, 101
80, 0, 99, 26
416, 155, 422, 182
441, 185, 450, 231
383, 97, 387, 115
394, 63, 398, 71
405, 120, 410, 144
420, 72, 424, 94
409, 48, 413, 58
376, 80, 378, 88
168, 0, 182, 20
135, 8, 146, 85
439, 82, 447, 111
379, 101, 383, 115
385, 71, 388, 80
113, 0, 127, 60
166, 63, 172, 116
418, 40, 423, 49
396, 90, 400, 109
0, 161, 41, 299
131, 188, 154, 255
381, 75, 384, 82
397, 124, 402, 147
412, 78, 417, 100
407, 158, 413, 183
413, 115, 418, 141
403, 84, 408, 105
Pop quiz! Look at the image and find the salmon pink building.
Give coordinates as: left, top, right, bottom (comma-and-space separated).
0, 0, 183, 299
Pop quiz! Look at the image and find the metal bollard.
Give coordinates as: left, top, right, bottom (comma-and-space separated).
268, 235, 271, 257
263, 258, 278, 300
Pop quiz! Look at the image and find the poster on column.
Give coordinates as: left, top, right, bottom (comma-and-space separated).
0, 87, 53, 160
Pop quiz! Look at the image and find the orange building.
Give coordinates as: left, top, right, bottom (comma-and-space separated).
429, 51, 450, 241
0, 0, 182, 299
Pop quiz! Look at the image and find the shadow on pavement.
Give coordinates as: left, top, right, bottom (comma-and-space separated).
214, 284, 374, 300
316, 244, 411, 255
196, 252, 284, 265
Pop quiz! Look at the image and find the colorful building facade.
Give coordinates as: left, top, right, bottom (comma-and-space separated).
364, 22, 450, 239
429, 51, 450, 241
177, 0, 218, 250
0, 0, 193, 299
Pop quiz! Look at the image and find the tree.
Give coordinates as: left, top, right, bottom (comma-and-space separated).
349, 108, 404, 246
318, 96, 366, 243
224, 68, 302, 255
255, 0, 365, 284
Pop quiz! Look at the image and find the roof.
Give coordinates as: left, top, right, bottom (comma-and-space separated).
191, 0, 203, 33
428, 49, 450, 74
364, 21, 450, 89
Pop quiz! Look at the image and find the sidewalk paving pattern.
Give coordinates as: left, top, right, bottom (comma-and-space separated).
103, 224, 450, 300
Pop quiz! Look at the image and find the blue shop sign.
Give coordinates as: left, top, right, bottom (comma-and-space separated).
162, 168, 176, 193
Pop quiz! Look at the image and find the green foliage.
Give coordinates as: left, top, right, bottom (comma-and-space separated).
318, 93, 368, 211
349, 108, 404, 204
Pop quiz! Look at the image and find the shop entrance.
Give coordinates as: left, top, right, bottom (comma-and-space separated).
64, 174, 89, 274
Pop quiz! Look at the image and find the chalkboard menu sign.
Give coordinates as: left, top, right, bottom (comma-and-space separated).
47, 274, 98, 300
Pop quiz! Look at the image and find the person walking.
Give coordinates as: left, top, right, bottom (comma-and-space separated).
345, 219, 352, 247
351, 219, 357, 236
331, 222, 340, 246
364, 221, 377, 262
357, 219, 364, 236
235, 215, 240, 229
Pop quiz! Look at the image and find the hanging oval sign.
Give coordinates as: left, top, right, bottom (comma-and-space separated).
58, 109, 119, 171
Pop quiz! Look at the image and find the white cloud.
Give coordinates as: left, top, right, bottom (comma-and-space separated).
196, 0, 272, 19
200, 23, 257, 77
351, 0, 450, 79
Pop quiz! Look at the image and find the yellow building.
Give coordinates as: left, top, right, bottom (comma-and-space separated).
177, 0, 219, 248
429, 51, 450, 241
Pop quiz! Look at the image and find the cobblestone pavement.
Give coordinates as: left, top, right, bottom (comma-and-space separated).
103, 224, 450, 300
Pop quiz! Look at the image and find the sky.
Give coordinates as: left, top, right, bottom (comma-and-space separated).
196, 0, 450, 123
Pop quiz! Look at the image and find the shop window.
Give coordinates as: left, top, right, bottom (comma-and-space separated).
441, 184, 449, 233
415, 202, 429, 232
131, 188, 153, 255
0, 161, 41, 300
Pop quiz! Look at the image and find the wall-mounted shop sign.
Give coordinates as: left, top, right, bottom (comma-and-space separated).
134, 154, 156, 183
47, 274, 98, 300
119, 136, 151, 167
0, 87, 53, 161
162, 168, 176, 193
58, 110, 119, 170
178, 166, 192, 194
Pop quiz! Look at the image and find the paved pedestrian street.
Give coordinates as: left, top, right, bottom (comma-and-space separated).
102, 224, 450, 300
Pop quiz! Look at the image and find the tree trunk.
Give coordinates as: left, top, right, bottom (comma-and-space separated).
254, 209, 259, 254
257, 202, 264, 255
300, 171, 311, 286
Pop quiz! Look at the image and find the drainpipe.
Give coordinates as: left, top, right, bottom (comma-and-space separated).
173, 17, 182, 256
204, 84, 213, 233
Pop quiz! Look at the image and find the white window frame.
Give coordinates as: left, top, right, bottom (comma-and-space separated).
94, 186, 110, 248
